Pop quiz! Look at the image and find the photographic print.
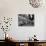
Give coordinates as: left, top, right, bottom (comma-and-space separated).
18, 14, 34, 26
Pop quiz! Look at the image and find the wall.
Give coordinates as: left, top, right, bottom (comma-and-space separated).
0, 0, 46, 40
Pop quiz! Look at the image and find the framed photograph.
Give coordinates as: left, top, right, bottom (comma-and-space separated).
18, 14, 34, 26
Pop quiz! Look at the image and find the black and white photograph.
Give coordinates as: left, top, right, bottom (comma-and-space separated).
18, 14, 34, 26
